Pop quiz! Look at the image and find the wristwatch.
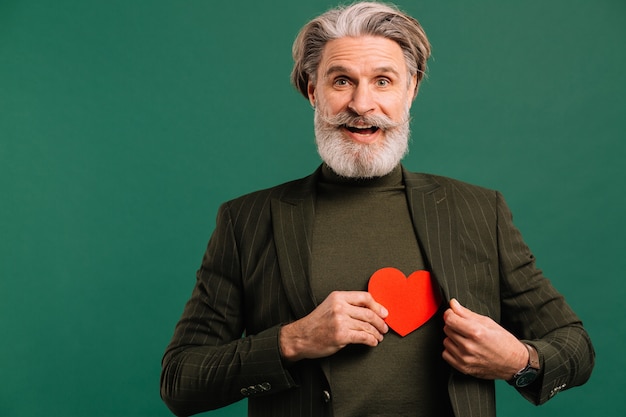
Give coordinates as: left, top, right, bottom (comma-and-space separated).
508, 343, 540, 388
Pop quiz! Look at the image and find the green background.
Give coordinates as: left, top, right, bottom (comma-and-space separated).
1, 0, 624, 416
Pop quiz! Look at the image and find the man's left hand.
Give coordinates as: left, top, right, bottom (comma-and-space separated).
442, 298, 528, 380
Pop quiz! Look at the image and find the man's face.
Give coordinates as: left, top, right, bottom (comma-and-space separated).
308, 35, 418, 178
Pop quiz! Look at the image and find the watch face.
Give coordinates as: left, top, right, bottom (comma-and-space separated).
515, 369, 538, 387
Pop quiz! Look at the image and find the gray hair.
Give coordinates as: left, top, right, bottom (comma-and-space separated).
291, 1, 431, 99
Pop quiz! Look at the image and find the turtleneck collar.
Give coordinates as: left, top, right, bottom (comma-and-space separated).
319, 163, 404, 188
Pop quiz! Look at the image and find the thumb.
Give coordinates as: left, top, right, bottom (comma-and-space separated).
449, 298, 471, 316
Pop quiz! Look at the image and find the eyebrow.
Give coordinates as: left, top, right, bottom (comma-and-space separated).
324, 65, 401, 79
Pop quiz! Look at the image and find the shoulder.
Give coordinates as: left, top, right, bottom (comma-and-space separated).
403, 168, 498, 199
402, 168, 508, 224
219, 168, 319, 213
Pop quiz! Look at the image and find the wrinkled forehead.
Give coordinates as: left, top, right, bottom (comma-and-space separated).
316, 36, 409, 79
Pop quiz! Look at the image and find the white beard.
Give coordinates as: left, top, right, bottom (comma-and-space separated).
314, 107, 411, 178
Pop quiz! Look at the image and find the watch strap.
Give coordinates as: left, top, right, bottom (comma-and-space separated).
525, 343, 540, 370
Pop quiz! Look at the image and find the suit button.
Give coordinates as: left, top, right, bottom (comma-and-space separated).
322, 390, 331, 403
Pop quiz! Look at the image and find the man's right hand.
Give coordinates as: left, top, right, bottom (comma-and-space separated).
279, 291, 389, 362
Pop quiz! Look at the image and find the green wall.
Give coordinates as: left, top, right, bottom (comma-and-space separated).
1, 1, 624, 416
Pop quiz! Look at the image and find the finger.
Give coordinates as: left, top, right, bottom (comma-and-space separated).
443, 302, 464, 327
442, 338, 466, 371
447, 298, 480, 325
348, 304, 389, 335
443, 334, 482, 372
324, 291, 389, 337
450, 299, 484, 322
349, 321, 386, 343
442, 334, 463, 352
442, 334, 460, 353
346, 291, 389, 318
347, 327, 384, 346
449, 298, 471, 316
443, 307, 474, 339
443, 322, 466, 340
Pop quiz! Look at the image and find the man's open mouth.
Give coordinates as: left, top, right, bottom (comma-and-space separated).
343, 124, 380, 135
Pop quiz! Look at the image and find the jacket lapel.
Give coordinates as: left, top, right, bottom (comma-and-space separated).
271, 168, 335, 391
271, 170, 320, 320
403, 168, 462, 302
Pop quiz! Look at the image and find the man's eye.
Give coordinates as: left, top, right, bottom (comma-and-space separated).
376, 79, 390, 87
334, 78, 349, 86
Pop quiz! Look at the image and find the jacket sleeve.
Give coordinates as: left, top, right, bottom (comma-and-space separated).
160, 202, 297, 417
495, 191, 595, 404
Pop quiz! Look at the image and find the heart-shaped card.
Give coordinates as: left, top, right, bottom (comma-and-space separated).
368, 267, 441, 337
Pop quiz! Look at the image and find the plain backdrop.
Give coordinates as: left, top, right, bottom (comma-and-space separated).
1, 1, 624, 416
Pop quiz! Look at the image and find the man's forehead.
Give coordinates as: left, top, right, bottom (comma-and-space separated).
318, 36, 407, 76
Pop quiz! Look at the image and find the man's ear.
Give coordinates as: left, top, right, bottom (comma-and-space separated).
307, 80, 316, 107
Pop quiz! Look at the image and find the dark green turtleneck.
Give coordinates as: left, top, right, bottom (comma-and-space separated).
310, 164, 453, 417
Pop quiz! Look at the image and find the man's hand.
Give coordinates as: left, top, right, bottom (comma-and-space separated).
442, 298, 528, 380
279, 291, 389, 362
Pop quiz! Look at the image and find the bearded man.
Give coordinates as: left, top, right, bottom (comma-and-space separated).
160, 3, 594, 417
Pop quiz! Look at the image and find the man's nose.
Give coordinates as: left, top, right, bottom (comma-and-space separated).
348, 84, 375, 115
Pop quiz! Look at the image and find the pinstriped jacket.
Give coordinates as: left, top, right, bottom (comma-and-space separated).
160, 165, 594, 417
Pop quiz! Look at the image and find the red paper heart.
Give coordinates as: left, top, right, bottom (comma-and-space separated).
368, 267, 441, 337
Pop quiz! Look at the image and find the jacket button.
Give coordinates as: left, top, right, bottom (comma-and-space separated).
322, 390, 331, 403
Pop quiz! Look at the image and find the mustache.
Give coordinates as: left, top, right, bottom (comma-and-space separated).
316, 109, 409, 130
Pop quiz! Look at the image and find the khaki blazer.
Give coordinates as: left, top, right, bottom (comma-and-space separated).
161, 166, 594, 417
